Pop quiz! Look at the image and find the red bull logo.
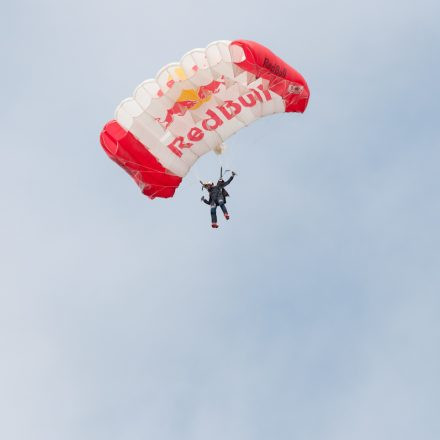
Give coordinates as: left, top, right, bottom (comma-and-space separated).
157, 78, 225, 129
166, 85, 273, 158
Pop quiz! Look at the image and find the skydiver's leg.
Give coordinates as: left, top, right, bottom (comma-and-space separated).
219, 201, 229, 219
210, 204, 218, 227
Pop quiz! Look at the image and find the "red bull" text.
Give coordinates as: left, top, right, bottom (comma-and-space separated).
166, 85, 273, 158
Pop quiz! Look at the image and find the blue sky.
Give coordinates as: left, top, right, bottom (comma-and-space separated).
1, 0, 439, 439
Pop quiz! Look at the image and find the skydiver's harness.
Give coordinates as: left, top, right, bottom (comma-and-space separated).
201, 169, 234, 206
200, 167, 235, 199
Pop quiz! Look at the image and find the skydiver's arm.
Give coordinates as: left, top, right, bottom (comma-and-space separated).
201, 197, 210, 205
223, 174, 234, 187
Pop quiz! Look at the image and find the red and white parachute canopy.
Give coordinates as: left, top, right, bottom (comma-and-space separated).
100, 40, 310, 199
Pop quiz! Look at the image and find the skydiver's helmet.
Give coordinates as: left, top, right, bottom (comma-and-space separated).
204, 181, 214, 188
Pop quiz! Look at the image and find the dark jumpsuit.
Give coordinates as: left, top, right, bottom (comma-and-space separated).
202, 175, 234, 223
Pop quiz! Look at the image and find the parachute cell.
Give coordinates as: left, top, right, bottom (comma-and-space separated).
100, 39, 310, 199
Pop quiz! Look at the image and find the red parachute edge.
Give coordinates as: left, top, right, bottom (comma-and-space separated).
230, 40, 310, 113
100, 120, 182, 199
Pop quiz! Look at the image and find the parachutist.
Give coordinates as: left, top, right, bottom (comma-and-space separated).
201, 172, 235, 228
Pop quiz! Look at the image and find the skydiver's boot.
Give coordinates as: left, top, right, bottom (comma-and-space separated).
224, 213, 230, 220
211, 223, 219, 228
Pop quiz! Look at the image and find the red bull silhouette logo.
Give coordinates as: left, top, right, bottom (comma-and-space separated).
157, 78, 225, 129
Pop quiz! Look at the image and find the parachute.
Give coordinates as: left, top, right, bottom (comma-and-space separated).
100, 40, 310, 199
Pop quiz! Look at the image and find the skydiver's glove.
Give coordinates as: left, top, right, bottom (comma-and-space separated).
201, 196, 205, 202
232, 171, 236, 176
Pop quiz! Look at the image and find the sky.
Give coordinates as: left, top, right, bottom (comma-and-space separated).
1, 0, 440, 439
